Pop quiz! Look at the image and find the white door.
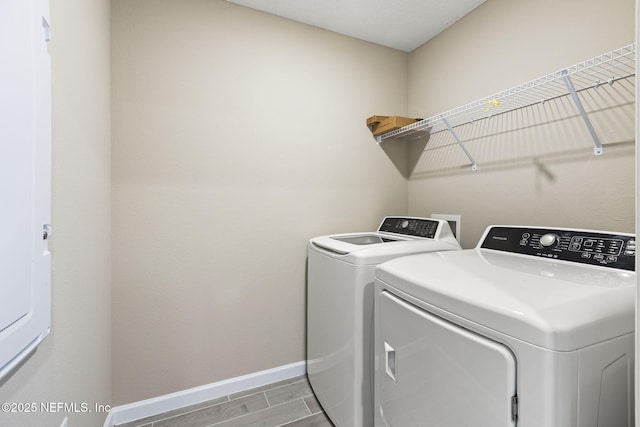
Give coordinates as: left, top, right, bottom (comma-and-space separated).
376, 291, 517, 427
0, 0, 51, 380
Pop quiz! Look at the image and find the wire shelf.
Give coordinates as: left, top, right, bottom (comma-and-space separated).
377, 44, 636, 149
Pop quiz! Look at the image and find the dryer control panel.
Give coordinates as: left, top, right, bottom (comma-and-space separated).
480, 226, 636, 271
378, 217, 440, 239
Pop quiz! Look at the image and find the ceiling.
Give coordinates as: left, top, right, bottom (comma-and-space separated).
225, 0, 486, 52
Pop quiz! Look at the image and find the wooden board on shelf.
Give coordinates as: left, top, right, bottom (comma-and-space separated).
367, 115, 418, 136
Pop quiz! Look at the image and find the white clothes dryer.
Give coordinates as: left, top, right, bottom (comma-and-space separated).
374, 225, 636, 427
307, 217, 461, 427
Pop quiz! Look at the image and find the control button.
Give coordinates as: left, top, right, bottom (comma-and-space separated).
606, 255, 618, 263
581, 252, 591, 259
519, 239, 528, 246
401, 220, 409, 228
522, 233, 530, 239
539, 233, 557, 247
624, 249, 635, 256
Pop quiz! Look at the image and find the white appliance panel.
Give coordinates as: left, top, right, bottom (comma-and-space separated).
0, 0, 51, 381
374, 226, 635, 427
307, 217, 461, 427
307, 249, 371, 426
378, 291, 516, 427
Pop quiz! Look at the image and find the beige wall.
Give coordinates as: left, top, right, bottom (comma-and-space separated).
0, 0, 112, 426
406, 0, 635, 248
111, 0, 408, 405
0, 0, 634, 421
112, 0, 635, 408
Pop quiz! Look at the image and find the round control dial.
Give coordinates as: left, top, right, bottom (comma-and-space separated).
401, 220, 409, 228
540, 233, 557, 247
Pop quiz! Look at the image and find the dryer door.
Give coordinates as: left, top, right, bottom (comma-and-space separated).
376, 291, 517, 427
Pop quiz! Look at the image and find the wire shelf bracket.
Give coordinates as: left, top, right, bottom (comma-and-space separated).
442, 116, 477, 170
561, 69, 603, 155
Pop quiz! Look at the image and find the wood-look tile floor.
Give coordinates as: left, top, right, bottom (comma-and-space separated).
114, 375, 335, 427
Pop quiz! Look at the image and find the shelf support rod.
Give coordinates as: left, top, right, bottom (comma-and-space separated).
442, 116, 477, 171
561, 69, 603, 155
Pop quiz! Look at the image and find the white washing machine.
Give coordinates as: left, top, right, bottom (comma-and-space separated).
374, 225, 636, 427
307, 217, 461, 427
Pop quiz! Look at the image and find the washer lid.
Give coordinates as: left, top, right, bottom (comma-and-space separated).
309, 217, 460, 264
310, 232, 460, 264
375, 249, 636, 351
330, 234, 402, 245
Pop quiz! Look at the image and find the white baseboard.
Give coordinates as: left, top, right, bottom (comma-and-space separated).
103, 361, 307, 427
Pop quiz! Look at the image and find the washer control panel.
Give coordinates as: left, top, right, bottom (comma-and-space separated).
481, 226, 635, 271
378, 217, 440, 239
